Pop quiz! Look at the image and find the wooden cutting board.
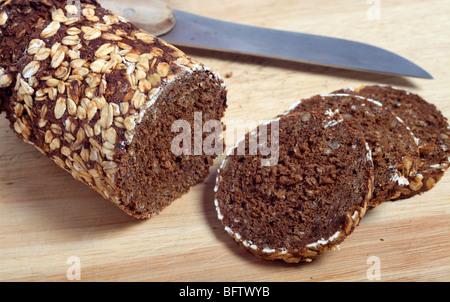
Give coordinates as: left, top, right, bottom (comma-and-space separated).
1, 0, 449, 282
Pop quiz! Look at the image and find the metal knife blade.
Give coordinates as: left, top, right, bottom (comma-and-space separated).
100, 0, 432, 79
161, 10, 432, 79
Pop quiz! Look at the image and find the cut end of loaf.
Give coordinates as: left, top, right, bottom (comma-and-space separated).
115, 69, 227, 218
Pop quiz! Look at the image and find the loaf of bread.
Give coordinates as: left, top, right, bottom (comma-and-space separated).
214, 111, 373, 263
0, 0, 228, 218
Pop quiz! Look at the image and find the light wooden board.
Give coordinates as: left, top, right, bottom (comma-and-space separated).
0, 0, 449, 281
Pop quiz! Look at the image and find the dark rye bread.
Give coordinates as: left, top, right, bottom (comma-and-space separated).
0, 0, 228, 218
214, 111, 374, 263
334, 85, 450, 198
285, 94, 420, 209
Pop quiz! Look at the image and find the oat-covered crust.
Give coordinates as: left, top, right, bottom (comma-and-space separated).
0, 1, 99, 111
0, 0, 227, 217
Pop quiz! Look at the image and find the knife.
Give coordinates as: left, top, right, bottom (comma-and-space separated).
100, 0, 433, 79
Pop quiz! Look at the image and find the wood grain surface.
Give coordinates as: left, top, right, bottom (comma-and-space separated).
0, 0, 449, 282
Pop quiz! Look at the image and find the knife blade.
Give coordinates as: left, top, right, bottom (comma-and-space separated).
101, 1, 432, 79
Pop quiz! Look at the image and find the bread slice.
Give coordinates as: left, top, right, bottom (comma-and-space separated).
285, 93, 420, 209
214, 111, 374, 263
334, 85, 450, 198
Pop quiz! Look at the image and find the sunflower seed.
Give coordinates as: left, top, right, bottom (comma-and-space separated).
134, 32, 155, 44
125, 52, 140, 63
66, 27, 81, 35
46, 78, 60, 87
41, 21, 61, 39
100, 103, 114, 128
82, 26, 102, 40
87, 101, 98, 121
120, 102, 129, 115
0, 73, 13, 88
51, 8, 68, 22
51, 124, 63, 135
49, 137, 61, 150
64, 132, 75, 143
22, 61, 40, 78
62, 35, 81, 46
93, 23, 109, 31
54, 66, 69, 79
136, 57, 150, 72
90, 59, 107, 73
124, 115, 137, 131
95, 43, 115, 58
101, 59, 117, 74
138, 79, 152, 93
67, 98, 77, 115
84, 124, 95, 139
28, 39, 45, 55
157, 62, 170, 77
54, 97, 67, 119
51, 48, 66, 69
61, 146, 72, 157
82, 8, 95, 18
132, 90, 146, 109
104, 127, 117, 144
45, 130, 53, 144
0, 12, 8, 26
20, 78, 34, 95
72, 67, 89, 77
34, 48, 51, 61
118, 42, 132, 50
101, 32, 123, 41
76, 105, 86, 120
